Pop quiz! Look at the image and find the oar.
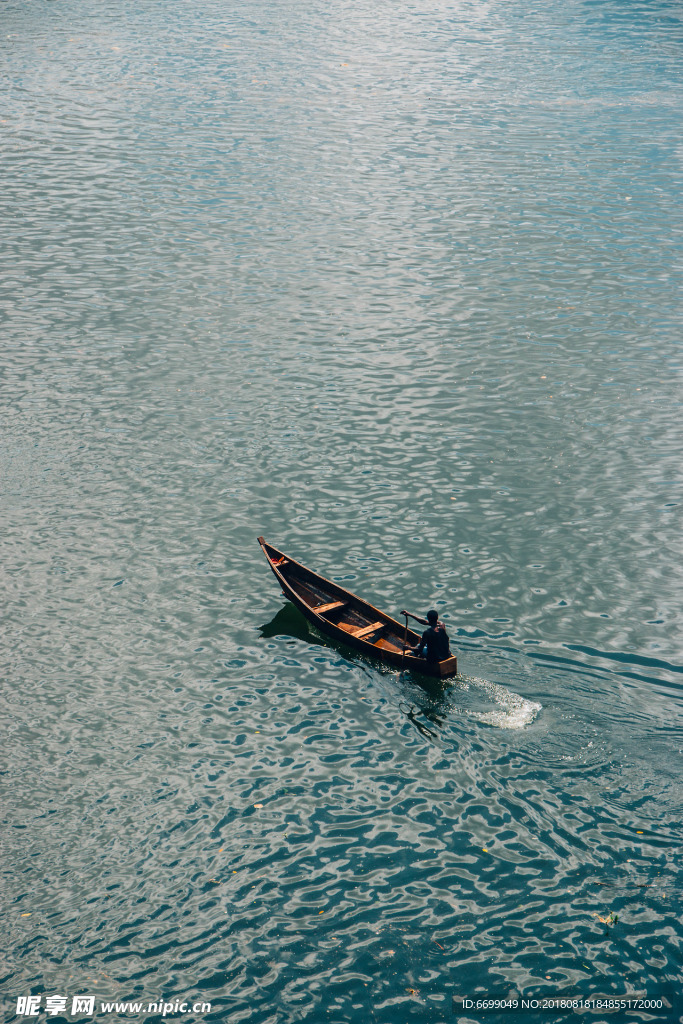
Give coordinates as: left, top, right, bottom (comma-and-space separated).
401, 612, 409, 673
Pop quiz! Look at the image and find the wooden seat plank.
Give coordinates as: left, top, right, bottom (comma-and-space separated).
352, 621, 384, 639
315, 600, 346, 615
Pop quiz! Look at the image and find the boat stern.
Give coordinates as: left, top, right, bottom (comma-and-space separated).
438, 656, 458, 679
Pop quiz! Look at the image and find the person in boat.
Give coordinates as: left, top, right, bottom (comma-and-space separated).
400, 608, 451, 662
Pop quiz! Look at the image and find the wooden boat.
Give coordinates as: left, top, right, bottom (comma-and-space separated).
258, 537, 458, 680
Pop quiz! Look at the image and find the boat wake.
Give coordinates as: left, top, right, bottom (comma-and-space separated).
452, 675, 541, 729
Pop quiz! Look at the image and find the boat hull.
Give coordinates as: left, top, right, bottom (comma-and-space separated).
257, 537, 457, 680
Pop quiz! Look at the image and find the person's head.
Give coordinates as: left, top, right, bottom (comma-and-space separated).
427, 609, 438, 625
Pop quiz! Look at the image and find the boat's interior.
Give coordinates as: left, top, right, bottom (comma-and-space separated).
269, 553, 414, 654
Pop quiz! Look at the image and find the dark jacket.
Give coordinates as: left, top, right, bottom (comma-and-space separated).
418, 622, 450, 661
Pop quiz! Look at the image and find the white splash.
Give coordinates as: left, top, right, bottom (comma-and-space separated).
453, 675, 541, 729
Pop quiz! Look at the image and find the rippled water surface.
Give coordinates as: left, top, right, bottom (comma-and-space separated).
2, 0, 682, 1021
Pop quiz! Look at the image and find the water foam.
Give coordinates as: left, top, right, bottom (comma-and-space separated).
453, 675, 542, 729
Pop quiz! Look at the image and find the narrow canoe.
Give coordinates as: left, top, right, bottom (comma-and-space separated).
257, 537, 458, 680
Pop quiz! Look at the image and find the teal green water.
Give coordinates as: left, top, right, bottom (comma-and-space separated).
2, 1, 682, 1022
